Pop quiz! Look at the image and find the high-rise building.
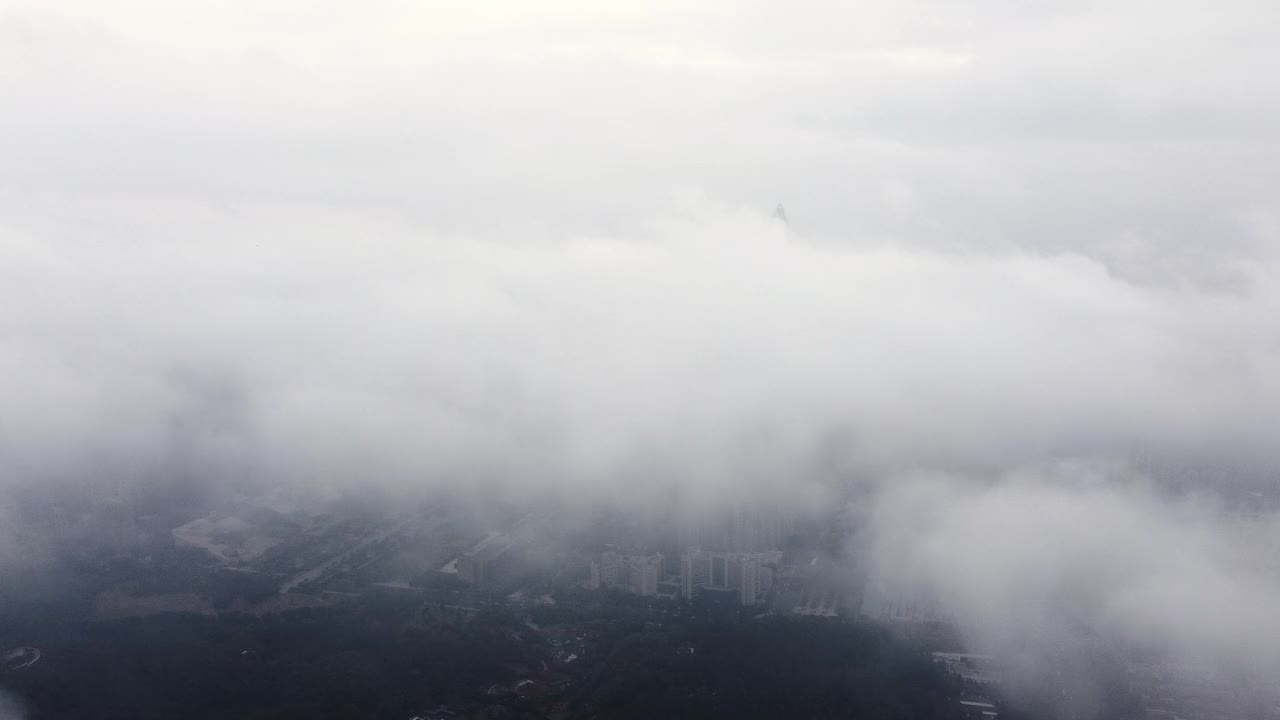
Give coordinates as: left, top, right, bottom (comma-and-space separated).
597, 551, 622, 588
681, 549, 710, 599
681, 548, 769, 605
729, 553, 761, 606
710, 553, 728, 587
683, 548, 726, 599
629, 554, 663, 597
592, 550, 662, 597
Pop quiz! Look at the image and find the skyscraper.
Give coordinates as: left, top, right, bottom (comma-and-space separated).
681, 548, 710, 599
590, 551, 621, 590
729, 553, 762, 606
681, 548, 769, 605
592, 550, 663, 597
629, 554, 663, 597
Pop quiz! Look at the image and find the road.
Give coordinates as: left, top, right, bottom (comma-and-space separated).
279, 518, 414, 594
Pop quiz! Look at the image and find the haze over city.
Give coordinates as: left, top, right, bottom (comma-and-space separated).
2, 2, 1280, 719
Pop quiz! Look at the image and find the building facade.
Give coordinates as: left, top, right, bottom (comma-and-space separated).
680, 548, 774, 605
591, 551, 664, 597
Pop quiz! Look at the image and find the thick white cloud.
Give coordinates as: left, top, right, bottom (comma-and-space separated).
3, 1, 1279, 280
2, 206, 1278, 496
866, 467, 1280, 673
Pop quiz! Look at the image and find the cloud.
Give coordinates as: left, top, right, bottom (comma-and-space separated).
2, 205, 1279, 500
865, 466, 1280, 675
2, 1, 1279, 279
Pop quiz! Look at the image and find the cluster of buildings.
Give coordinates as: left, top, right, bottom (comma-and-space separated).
680, 548, 781, 606
588, 551, 666, 597
588, 547, 782, 606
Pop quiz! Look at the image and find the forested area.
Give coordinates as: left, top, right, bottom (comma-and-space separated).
574, 617, 961, 720
1, 598, 964, 720
2, 602, 533, 720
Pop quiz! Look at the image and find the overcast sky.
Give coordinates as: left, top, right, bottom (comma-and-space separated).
3, 0, 1280, 695
5, 0, 1280, 283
